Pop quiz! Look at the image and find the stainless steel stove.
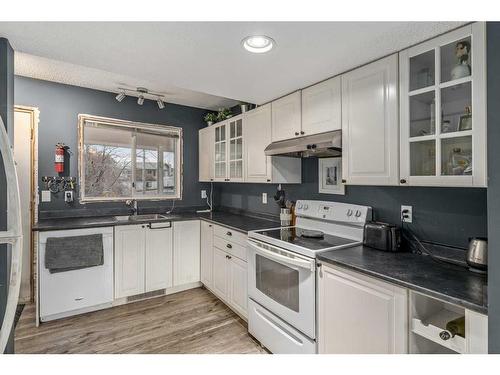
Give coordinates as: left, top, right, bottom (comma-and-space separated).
246, 200, 372, 354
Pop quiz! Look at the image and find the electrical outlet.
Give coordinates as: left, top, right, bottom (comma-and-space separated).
401, 205, 413, 223
262, 193, 268, 204
201, 190, 207, 199
41, 190, 51, 202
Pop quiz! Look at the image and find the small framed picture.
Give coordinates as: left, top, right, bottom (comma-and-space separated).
318, 158, 345, 195
458, 114, 472, 131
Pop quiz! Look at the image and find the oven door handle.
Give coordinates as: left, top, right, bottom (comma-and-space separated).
247, 240, 315, 272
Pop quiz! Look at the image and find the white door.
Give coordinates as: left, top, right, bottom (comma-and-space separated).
318, 263, 408, 354
244, 104, 272, 183
13, 109, 34, 302
145, 223, 173, 292
200, 221, 213, 287
173, 220, 201, 286
114, 224, 146, 299
198, 126, 214, 182
271, 91, 302, 142
211, 247, 228, 300
342, 54, 399, 186
228, 255, 247, 318
301, 76, 341, 136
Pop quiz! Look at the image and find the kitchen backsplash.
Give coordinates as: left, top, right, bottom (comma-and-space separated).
213, 158, 487, 249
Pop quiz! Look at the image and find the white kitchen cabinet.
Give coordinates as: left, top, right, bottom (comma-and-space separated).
212, 115, 244, 182
244, 104, 301, 184
399, 23, 486, 187
212, 246, 229, 300
271, 91, 302, 142
199, 126, 214, 182
145, 223, 173, 292
318, 263, 408, 354
213, 120, 229, 181
200, 221, 214, 288
301, 76, 341, 135
341, 54, 399, 186
115, 224, 146, 299
228, 254, 248, 317
173, 220, 201, 286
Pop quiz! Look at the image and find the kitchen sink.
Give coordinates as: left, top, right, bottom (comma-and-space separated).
114, 214, 173, 222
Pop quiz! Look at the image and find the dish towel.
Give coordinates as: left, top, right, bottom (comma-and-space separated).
45, 234, 104, 273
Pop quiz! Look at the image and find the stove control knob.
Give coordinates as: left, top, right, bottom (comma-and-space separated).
303, 204, 309, 210
346, 209, 353, 217
355, 210, 362, 218
297, 202, 303, 209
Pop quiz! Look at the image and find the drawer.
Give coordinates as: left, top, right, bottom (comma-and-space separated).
213, 225, 247, 247
214, 235, 247, 261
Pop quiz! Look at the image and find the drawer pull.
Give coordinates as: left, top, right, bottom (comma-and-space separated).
75, 297, 84, 301
225, 255, 232, 259
226, 231, 232, 236
226, 244, 232, 249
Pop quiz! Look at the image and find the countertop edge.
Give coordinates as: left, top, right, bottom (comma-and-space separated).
316, 254, 488, 315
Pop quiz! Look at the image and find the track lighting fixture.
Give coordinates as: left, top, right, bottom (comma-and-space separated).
115, 87, 167, 109
157, 98, 165, 109
115, 91, 126, 102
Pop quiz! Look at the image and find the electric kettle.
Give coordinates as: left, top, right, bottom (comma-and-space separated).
466, 237, 487, 273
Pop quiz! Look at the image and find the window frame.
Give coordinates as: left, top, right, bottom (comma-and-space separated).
78, 114, 183, 203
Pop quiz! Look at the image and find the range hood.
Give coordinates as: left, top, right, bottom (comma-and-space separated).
264, 130, 342, 158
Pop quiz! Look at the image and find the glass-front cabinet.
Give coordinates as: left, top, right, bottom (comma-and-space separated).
213, 115, 244, 182
399, 23, 486, 187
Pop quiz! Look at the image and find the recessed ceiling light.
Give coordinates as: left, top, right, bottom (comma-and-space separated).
242, 35, 274, 54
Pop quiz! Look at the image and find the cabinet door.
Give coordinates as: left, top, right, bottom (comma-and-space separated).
318, 264, 408, 354
115, 225, 146, 299
199, 126, 214, 182
200, 221, 214, 288
228, 255, 248, 318
173, 221, 201, 286
214, 122, 228, 181
212, 247, 229, 300
228, 117, 244, 182
271, 91, 302, 142
244, 104, 272, 183
342, 54, 399, 186
145, 225, 173, 292
301, 76, 341, 136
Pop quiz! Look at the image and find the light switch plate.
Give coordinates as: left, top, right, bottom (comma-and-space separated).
201, 190, 207, 199
401, 205, 413, 223
262, 193, 267, 204
41, 190, 51, 202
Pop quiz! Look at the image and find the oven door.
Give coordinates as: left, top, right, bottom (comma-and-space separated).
247, 239, 316, 338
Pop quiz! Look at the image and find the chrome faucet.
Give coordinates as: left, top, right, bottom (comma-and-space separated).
126, 199, 138, 215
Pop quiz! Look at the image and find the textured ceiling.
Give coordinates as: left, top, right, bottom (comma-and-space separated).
0, 22, 466, 108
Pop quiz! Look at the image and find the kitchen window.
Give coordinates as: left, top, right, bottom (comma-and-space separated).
78, 114, 182, 202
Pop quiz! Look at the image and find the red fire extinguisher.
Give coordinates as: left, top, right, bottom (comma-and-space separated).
55, 143, 66, 173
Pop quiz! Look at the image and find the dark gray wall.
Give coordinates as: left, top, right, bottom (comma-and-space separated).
0, 37, 15, 353
14, 76, 211, 218
215, 150, 487, 250
487, 22, 500, 354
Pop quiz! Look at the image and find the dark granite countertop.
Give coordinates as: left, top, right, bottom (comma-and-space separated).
33, 210, 279, 234
317, 245, 488, 314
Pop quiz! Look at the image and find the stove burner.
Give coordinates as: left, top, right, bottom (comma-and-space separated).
298, 229, 324, 239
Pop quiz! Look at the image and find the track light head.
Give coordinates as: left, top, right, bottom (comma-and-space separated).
157, 98, 165, 109
137, 96, 144, 106
115, 91, 126, 102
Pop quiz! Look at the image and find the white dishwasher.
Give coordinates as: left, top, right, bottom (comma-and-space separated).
38, 226, 114, 322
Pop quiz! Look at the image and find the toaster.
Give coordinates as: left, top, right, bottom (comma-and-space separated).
363, 221, 402, 252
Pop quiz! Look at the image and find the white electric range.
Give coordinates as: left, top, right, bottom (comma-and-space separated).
246, 200, 372, 354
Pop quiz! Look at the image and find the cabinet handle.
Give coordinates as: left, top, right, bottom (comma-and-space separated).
400, 178, 407, 184
300, 131, 305, 135
148, 223, 172, 229
226, 231, 232, 236
226, 243, 232, 249
341, 179, 347, 183
225, 255, 232, 259
439, 331, 451, 341
266, 179, 271, 182
75, 297, 84, 301
295, 132, 299, 136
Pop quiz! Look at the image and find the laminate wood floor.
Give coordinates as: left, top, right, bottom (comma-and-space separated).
15, 287, 267, 354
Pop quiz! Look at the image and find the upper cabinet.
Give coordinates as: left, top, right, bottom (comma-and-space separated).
399, 23, 486, 187
244, 104, 301, 184
301, 76, 341, 135
271, 91, 302, 142
342, 54, 399, 186
199, 126, 214, 182
212, 115, 244, 182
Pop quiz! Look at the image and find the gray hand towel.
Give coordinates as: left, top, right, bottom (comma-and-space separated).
45, 234, 104, 273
